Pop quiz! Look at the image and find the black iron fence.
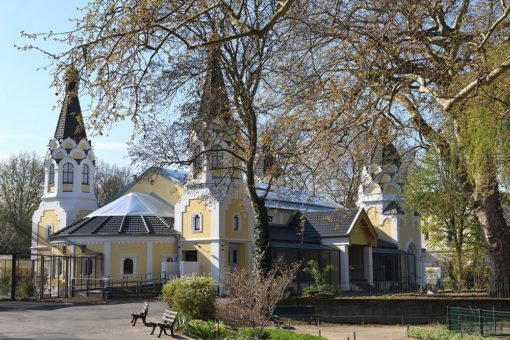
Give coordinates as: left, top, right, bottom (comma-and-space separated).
447, 306, 510, 336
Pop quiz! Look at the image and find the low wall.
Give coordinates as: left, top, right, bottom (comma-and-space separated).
281, 297, 510, 324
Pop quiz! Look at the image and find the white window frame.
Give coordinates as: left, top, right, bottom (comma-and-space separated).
120, 256, 136, 276
233, 214, 241, 232
191, 214, 203, 233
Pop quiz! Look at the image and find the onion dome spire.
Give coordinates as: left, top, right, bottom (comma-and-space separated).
54, 65, 87, 141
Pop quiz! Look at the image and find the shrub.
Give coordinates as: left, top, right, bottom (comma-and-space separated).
239, 328, 325, 340
301, 260, 337, 298
17, 277, 36, 299
161, 275, 216, 320
179, 318, 233, 339
0, 275, 10, 296
218, 262, 301, 339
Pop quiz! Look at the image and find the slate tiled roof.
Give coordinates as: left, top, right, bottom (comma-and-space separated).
198, 47, 230, 120
54, 66, 87, 141
50, 215, 176, 238
370, 143, 401, 168
271, 209, 361, 243
299, 209, 360, 238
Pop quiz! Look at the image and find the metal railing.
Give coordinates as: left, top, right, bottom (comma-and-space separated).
70, 272, 178, 299
447, 306, 510, 336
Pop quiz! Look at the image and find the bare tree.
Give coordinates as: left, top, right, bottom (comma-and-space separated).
0, 153, 44, 253
94, 161, 131, 206
217, 262, 301, 337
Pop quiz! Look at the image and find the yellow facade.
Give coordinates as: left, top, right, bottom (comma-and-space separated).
63, 183, 73, 192
399, 209, 420, 251
182, 199, 212, 239
110, 243, 147, 276
126, 174, 183, 206
152, 242, 177, 273
349, 222, 377, 246
182, 242, 211, 274
37, 210, 61, 247
224, 199, 249, 239
81, 184, 89, 193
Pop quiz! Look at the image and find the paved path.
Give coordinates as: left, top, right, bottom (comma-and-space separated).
0, 300, 188, 339
293, 324, 409, 340
0, 300, 410, 339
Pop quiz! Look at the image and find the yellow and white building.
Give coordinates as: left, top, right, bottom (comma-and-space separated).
32, 61, 424, 295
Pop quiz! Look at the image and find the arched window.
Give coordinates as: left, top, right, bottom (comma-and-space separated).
49, 164, 55, 185
123, 258, 134, 275
209, 145, 223, 169
63, 163, 74, 184
233, 214, 240, 231
46, 225, 53, 239
82, 164, 89, 185
192, 214, 202, 232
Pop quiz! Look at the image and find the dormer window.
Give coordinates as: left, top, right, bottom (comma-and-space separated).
49, 164, 55, 185
233, 214, 240, 231
63, 163, 74, 184
209, 145, 223, 169
192, 214, 202, 233
82, 164, 89, 185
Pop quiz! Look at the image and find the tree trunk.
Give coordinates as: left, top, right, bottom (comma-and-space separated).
471, 176, 510, 293
251, 197, 272, 276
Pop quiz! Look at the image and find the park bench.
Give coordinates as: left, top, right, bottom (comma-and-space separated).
271, 305, 320, 327
146, 309, 179, 338
130, 301, 149, 326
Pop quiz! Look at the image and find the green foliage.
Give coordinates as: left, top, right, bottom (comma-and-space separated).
0, 275, 10, 296
239, 328, 326, 340
17, 277, 36, 299
239, 327, 271, 339
302, 260, 337, 297
161, 275, 216, 320
178, 318, 232, 339
408, 326, 499, 340
403, 148, 486, 289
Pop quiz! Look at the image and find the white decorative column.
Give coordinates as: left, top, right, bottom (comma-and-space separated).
364, 246, 374, 285
104, 241, 110, 276
339, 245, 350, 291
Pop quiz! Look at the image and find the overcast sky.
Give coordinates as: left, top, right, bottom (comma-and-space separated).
0, 1, 132, 166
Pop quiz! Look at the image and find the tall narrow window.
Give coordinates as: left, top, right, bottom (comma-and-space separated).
82, 164, 89, 185
46, 225, 53, 239
209, 145, 223, 169
233, 215, 240, 231
49, 164, 55, 184
63, 163, 74, 184
123, 258, 134, 275
192, 214, 202, 232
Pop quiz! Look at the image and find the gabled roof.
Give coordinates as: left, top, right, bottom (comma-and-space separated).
299, 209, 361, 238
54, 66, 87, 141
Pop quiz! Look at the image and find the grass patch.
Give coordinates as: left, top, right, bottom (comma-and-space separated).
408, 326, 500, 340
239, 328, 326, 340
